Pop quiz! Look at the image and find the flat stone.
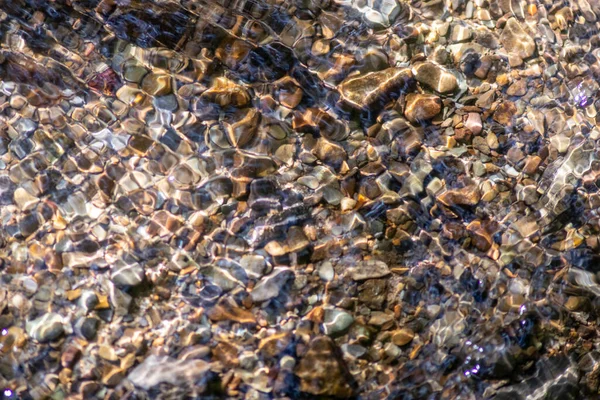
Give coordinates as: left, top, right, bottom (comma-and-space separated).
358, 279, 387, 309
339, 67, 414, 109
392, 328, 415, 346
465, 112, 482, 135
250, 268, 294, 302
404, 93, 442, 123
368, 311, 394, 327
26, 313, 64, 342
111, 261, 144, 287
493, 101, 517, 125
295, 336, 356, 397
414, 62, 458, 94
206, 299, 256, 324
350, 259, 390, 281
506, 79, 527, 96
323, 307, 354, 335
127, 355, 211, 390
239, 255, 267, 279
438, 185, 481, 207
500, 18, 536, 59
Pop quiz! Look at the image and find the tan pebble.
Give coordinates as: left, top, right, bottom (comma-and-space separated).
392, 328, 415, 346
14, 188, 39, 210
66, 289, 82, 301
102, 368, 126, 387
95, 294, 110, 309
523, 155, 542, 175
486, 132, 499, 149
98, 345, 119, 362
58, 368, 72, 386
496, 74, 509, 86
404, 93, 442, 123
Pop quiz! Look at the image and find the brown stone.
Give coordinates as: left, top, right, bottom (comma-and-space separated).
102, 367, 126, 387
313, 138, 347, 169
295, 336, 356, 398
339, 68, 414, 109
523, 155, 542, 175
213, 341, 240, 367
61, 344, 81, 368
493, 101, 517, 125
414, 62, 458, 94
259, 332, 291, 358
467, 220, 494, 251
438, 185, 481, 207
201, 77, 250, 107
404, 93, 442, 123
206, 299, 256, 324
391, 328, 415, 346
506, 79, 527, 96
500, 18, 536, 59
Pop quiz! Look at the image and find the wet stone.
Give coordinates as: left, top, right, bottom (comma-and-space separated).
111, 261, 145, 287
350, 259, 391, 280
392, 328, 415, 346
26, 313, 64, 342
250, 268, 294, 302
127, 355, 211, 390
0, 0, 597, 398
323, 307, 354, 335
414, 62, 459, 94
493, 101, 517, 125
338, 68, 414, 109
500, 18, 536, 59
76, 317, 99, 340
358, 279, 387, 309
0, 176, 16, 205
404, 93, 442, 123
295, 336, 356, 398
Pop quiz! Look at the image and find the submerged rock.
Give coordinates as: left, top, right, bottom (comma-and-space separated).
500, 18, 536, 59
295, 336, 357, 398
404, 93, 442, 123
127, 355, 211, 390
414, 62, 459, 94
339, 68, 414, 109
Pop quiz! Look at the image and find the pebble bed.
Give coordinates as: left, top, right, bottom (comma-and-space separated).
0, 0, 599, 399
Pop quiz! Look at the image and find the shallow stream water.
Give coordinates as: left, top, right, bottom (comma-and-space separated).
0, 0, 599, 399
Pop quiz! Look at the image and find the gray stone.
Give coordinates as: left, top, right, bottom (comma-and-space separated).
250, 268, 294, 302
127, 355, 211, 390
240, 255, 267, 279
350, 260, 390, 281
318, 262, 335, 281
323, 307, 354, 335
26, 313, 64, 342
111, 261, 145, 287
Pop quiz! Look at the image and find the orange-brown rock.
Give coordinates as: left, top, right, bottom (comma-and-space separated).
438, 185, 481, 207
295, 336, 356, 398
404, 93, 442, 123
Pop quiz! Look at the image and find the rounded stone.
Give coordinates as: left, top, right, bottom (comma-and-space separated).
500, 18, 536, 59
404, 93, 442, 123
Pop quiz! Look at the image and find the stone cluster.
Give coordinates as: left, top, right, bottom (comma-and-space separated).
0, 0, 599, 398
